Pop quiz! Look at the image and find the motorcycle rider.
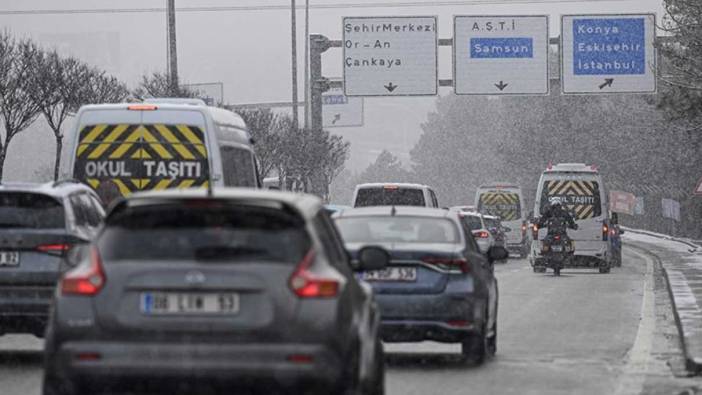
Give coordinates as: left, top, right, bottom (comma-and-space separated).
538, 197, 578, 234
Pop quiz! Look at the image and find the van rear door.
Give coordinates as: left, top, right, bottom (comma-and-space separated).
539, 177, 604, 241
476, 188, 523, 244
72, 109, 210, 205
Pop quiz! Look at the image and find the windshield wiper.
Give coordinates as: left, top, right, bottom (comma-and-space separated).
194, 246, 271, 261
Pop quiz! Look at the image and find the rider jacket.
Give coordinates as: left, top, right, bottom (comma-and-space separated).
537, 205, 577, 235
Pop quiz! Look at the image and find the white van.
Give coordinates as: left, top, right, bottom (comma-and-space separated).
475, 183, 528, 258
65, 100, 259, 206
352, 183, 439, 208
531, 163, 611, 271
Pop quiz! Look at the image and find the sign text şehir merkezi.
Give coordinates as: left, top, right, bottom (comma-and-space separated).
573, 18, 646, 75
344, 21, 436, 34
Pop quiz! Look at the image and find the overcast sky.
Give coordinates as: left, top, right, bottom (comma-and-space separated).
0, 0, 664, 179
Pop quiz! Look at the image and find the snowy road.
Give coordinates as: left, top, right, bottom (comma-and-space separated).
0, 246, 698, 395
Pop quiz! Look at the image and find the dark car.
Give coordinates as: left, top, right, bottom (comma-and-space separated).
0, 181, 104, 337
43, 188, 386, 395
334, 207, 508, 364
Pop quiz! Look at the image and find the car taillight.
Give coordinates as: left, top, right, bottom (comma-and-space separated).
473, 231, 490, 239
602, 224, 609, 241
532, 224, 539, 239
521, 223, 527, 236
289, 250, 339, 298
422, 257, 471, 273
61, 247, 105, 296
554, 235, 561, 241
37, 244, 72, 253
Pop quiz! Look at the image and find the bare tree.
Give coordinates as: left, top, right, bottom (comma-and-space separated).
658, 0, 702, 132
78, 68, 129, 105
237, 108, 288, 179
132, 71, 201, 100
0, 34, 42, 181
30, 52, 86, 180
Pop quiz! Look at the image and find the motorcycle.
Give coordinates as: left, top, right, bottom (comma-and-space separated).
534, 217, 577, 276
540, 232, 574, 276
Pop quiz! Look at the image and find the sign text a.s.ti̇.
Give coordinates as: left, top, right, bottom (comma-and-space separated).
454, 15, 549, 95
561, 14, 657, 94
343, 16, 438, 97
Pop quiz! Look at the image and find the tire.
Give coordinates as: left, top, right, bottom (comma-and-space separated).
362, 339, 385, 395
42, 375, 76, 395
554, 267, 561, 276
461, 332, 487, 365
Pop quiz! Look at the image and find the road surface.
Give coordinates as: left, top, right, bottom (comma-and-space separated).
0, 246, 698, 394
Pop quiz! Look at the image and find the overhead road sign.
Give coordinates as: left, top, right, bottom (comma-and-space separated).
453, 15, 549, 95
323, 86, 364, 128
343, 16, 438, 96
561, 14, 657, 94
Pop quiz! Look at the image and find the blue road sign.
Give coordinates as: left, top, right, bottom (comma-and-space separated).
470, 37, 534, 59
323, 95, 348, 105
573, 18, 646, 75
561, 14, 656, 94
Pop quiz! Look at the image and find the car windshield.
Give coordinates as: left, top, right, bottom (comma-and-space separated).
336, 216, 459, 244
0, 192, 64, 229
355, 187, 425, 207
99, 203, 310, 262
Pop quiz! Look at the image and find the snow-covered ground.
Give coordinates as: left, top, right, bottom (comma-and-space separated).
624, 229, 702, 369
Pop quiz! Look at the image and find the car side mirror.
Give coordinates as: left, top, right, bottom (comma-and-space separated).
487, 246, 509, 263
355, 246, 390, 272
619, 228, 625, 235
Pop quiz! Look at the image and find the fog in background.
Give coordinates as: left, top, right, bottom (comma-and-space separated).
0, 0, 661, 181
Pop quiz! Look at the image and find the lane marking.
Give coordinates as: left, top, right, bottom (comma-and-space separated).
614, 248, 655, 395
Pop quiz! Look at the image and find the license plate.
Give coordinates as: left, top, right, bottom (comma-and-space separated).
363, 267, 417, 282
0, 251, 19, 267
140, 292, 239, 315
551, 245, 563, 252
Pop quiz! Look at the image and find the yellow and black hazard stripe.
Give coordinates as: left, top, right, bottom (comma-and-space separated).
479, 191, 520, 221
545, 180, 600, 220
75, 124, 209, 198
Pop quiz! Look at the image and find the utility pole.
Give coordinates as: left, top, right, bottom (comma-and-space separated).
309, 34, 331, 132
290, 0, 299, 131
167, 0, 178, 92
303, 0, 310, 130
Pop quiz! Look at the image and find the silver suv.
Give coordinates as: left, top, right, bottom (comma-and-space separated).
0, 181, 104, 337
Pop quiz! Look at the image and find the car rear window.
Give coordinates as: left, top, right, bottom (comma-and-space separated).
99, 203, 310, 263
461, 215, 483, 231
484, 218, 500, 229
336, 216, 458, 244
354, 187, 425, 207
0, 192, 65, 229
